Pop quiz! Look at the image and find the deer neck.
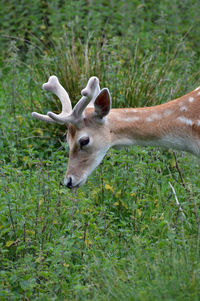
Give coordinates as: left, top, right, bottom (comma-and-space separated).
107, 99, 200, 155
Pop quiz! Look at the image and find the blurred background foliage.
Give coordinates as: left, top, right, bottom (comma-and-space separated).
1, 0, 200, 60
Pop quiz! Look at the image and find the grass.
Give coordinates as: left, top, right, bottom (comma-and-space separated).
1, 1, 200, 299
1, 137, 200, 299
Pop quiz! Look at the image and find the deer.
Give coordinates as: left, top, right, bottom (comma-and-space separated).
32, 75, 200, 189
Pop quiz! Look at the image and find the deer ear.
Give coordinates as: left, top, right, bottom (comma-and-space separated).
94, 88, 111, 119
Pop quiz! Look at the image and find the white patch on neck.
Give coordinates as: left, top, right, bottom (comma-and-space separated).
131, 116, 140, 121
177, 116, 193, 126
198, 91, 200, 96
116, 116, 140, 122
124, 116, 140, 122
197, 120, 200, 126
188, 97, 194, 103
146, 116, 152, 122
113, 134, 199, 157
180, 105, 187, 112
138, 134, 199, 156
146, 113, 161, 122
163, 110, 172, 117
152, 113, 161, 120
112, 137, 135, 147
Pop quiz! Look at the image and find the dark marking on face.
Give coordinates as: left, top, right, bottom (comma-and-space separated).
68, 124, 77, 139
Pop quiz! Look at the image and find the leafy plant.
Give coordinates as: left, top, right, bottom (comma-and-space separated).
1, 0, 200, 299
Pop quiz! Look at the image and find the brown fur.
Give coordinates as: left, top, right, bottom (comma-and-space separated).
62, 87, 200, 187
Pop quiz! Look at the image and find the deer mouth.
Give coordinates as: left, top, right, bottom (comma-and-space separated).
64, 175, 87, 189
73, 178, 87, 189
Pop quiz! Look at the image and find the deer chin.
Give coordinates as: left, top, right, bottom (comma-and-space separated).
65, 147, 109, 189
73, 177, 87, 189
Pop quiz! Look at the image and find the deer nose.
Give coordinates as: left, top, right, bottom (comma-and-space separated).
65, 176, 73, 189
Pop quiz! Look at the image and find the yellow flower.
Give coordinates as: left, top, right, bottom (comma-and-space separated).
105, 184, 114, 193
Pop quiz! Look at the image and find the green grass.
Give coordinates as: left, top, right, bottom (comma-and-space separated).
1, 140, 200, 299
1, 0, 200, 299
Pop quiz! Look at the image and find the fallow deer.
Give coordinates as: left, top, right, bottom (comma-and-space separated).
32, 76, 200, 189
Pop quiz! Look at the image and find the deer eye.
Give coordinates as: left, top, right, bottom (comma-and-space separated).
79, 136, 90, 149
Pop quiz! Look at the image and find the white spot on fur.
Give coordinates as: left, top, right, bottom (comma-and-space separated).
152, 113, 161, 120
198, 91, 200, 96
177, 116, 192, 126
115, 116, 139, 122
188, 97, 194, 103
197, 120, 200, 126
131, 116, 140, 121
131, 109, 138, 113
180, 106, 187, 112
145, 113, 161, 122
124, 116, 140, 122
194, 86, 200, 91
164, 110, 172, 117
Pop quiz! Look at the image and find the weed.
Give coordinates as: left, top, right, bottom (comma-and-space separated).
1, 1, 200, 299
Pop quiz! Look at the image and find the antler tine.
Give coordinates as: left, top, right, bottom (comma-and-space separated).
47, 76, 100, 124
73, 76, 100, 117
31, 112, 57, 123
32, 75, 72, 123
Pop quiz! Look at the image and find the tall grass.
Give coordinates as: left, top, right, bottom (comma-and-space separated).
30, 35, 200, 115
1, 20, 200, 301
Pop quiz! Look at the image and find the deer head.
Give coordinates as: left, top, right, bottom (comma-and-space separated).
32, 76, 112, 188
32, 76, 200, 188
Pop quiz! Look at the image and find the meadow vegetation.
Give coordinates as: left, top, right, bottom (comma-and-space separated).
0, 0, 200, 299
